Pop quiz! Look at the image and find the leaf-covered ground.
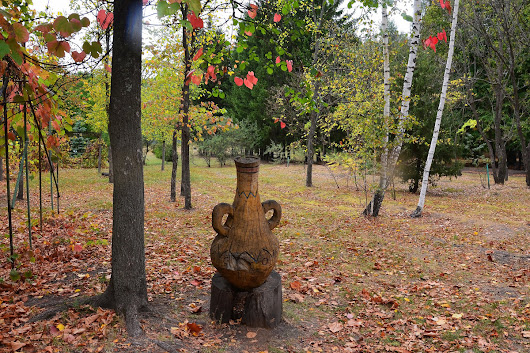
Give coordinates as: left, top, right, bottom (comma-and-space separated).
1, 157, 529, 352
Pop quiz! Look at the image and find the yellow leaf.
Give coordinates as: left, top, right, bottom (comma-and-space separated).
452, 313, 463, 319
56, 324, 65, 331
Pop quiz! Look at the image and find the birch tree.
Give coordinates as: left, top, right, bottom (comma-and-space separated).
411, 0, 460, 218
364, 0, 422, 217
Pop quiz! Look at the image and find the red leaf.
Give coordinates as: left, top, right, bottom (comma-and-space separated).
439, 0, 445, 8
273, 13, 281, 22
245, 30, 252, 36
280, 121, 286, 129
143, 0, 149, 4
190, 279, 201, 286
12, 23, 29, 43
244, 78, 253, 89
191, 74, 201, 85
207, 65, 216, 81
437, 29, 447, 43
73, 243, 83, 252
445, 0, 451, 14
97, 10, 113, 30
234, 76, 243, 86
286, 60, 293, 72
7, 132, 16, 140
248, 4, 258, 19
187, 322, 202, 335
187, 12, 204, 29
290, 280, 302, 292
275, 56, 281, 64
104, 64, 112, 73
193, 47, 203, 61
240, 72, 258, 89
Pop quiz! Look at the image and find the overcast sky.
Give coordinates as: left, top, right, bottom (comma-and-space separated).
33, 0, 413, 37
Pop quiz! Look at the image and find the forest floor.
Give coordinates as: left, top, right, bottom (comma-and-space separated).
0, 155, 529, 353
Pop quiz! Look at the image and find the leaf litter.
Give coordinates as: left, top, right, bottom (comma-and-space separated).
0, 163, 528, 352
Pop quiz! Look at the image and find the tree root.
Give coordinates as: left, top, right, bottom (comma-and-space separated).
410, 206, 423, 218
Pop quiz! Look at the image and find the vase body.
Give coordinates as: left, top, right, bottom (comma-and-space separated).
210, 156, 281, 290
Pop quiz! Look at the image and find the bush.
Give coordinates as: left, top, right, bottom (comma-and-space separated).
152, 141, 173, 162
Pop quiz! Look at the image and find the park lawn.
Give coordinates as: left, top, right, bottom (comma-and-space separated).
0, 155, 529, 353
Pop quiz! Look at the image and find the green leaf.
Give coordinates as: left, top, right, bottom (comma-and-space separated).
267, 67, 273, 75
10, 50, 22, 65
157, 1, 171, 18
9, 269, 20, 282
179, 19, 193, 31
185, 0, 202, 15
458, 119, 477, 134
219, 92, 225, 99
236, 45, 244, 53
401, 13, 413, 22
0, 41, 10, 58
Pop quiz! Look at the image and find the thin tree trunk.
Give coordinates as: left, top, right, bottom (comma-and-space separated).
161, 140, 165, 171
108, 145, 114, 183
180, 4, 192, 209
17, 145, 24, 200
305, 0, 327, 187
170, 131, 178, 202
380, 4, 391, 193
306, 111, 317, 187
93, 0, 147, 337
0, 157, 3, 181
364, 0, 422, 216
105, 27, 113, 184
412, 0, 460, 218
98, 142, 102, 174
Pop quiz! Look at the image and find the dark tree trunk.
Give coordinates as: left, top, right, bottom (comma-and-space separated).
180, 5, 192, 209
306, 111, 317, 187
94, 0, 147, 337
362, 188, 385, 217
97, 143, 102, 175
0, 157, 4, 181
161, 140, 165, 171
108, 145, 114, 183
170, 131, 178, 202
17, 146, 24, 200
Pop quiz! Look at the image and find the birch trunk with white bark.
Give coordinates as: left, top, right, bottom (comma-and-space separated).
364, 0, 422, 217
411, 0, 460, 218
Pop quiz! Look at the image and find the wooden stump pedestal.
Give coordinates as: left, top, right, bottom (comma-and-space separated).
210, 271, 282, 328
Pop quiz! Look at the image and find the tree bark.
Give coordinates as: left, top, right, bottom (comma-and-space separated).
105, 25, 113, 184
411, 0, 460, 218
108, 145, 114, 183
364, 0, 422, 216
97, 142, 102, 175
17, 145, 24, 200
0, 156, 3, 181
180, 4, 192, 209
95, 0, 147, 337
306, 111, 317, 187
305, 0, 328, 188
170, 131, 178, 202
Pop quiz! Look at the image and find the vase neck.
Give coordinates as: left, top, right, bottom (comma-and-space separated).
235, 166, 259, 200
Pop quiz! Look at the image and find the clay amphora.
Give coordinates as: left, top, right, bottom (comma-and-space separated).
210, 156, 281, 290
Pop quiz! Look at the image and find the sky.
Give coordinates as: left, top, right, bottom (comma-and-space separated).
33, 0, 413, 35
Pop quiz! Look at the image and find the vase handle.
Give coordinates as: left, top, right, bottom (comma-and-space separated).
212, 203, 233, 237
262, 200, 282, 230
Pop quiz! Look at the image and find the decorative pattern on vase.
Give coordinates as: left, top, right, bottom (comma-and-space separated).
210, 156, 281, 290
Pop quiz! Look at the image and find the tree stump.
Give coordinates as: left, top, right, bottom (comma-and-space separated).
210, 271, 282, 328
